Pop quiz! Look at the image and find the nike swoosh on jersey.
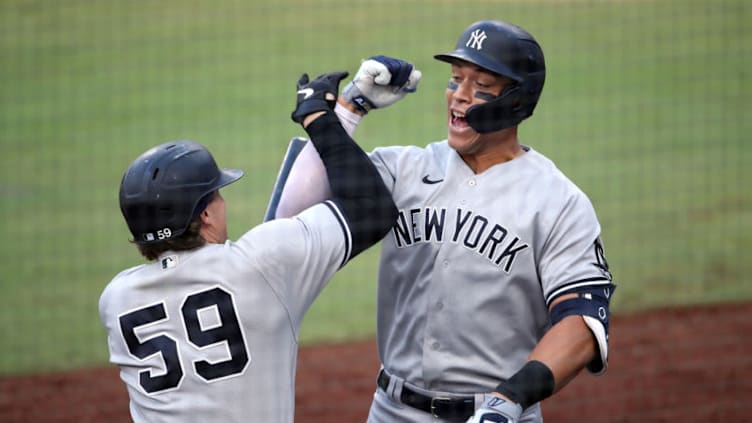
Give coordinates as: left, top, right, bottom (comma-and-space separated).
422, 175, 443, 184
297, 88, 314, 99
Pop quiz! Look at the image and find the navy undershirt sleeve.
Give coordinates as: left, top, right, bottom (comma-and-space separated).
303, 112, 397, 259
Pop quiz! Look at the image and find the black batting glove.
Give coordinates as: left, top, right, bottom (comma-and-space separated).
291, 71, 349, 124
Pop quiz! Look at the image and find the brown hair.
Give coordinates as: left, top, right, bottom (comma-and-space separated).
134, 219, 206, 261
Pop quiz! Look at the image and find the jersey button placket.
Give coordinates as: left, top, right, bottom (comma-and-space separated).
423, 244, 454, 384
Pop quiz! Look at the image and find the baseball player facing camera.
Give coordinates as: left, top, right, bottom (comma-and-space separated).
99, 71, 397, 422
276, 20, 615, 423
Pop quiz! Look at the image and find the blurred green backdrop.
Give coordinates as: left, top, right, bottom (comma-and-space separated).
0, 0, 749, 374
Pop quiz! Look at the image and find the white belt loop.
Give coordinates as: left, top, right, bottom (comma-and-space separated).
391, 374, 404, 401
381, 368, 404, 401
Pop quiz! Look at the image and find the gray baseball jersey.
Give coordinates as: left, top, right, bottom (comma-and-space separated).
99, 202, 350, 423
369, 140, 612, 394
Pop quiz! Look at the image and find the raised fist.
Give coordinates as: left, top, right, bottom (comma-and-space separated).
342, 55, 422, 114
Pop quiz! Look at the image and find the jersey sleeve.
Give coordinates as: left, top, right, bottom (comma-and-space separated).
235, 202, 350, 328
368, 145, 407, 192
539, 190, 612, 301
538, 189, 614, 374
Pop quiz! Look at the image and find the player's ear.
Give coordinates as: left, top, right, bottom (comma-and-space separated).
200, 208, 211, 224
197, 191, 217, 225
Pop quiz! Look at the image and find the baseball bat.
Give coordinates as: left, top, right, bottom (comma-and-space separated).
263, 136, 309, 222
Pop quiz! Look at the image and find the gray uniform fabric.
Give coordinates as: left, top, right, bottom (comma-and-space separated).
367, 141, 612, 422
99, 203, 348, 423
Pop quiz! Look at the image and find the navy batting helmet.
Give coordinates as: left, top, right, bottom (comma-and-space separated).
435, 20, 545, 133
119, 141, 243, 244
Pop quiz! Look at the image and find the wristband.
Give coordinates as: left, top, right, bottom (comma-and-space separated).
494, 360, 555, 409
341, 81, 375, 114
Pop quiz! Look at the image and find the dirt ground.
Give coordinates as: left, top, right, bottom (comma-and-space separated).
1, 302, 751, 422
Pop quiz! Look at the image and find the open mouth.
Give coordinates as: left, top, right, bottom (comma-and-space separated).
450, 110, 469, 128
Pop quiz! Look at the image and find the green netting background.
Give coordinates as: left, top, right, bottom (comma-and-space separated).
0, 0, 749, 383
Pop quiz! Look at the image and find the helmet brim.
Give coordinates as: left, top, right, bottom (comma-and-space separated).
215, 168, 244, 191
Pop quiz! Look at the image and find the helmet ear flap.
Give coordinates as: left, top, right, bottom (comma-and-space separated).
466, 84, 525, 133
465, 67, 545, 134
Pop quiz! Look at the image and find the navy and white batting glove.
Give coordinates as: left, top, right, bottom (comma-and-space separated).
465, 395, 523, 423
341, 55, 422, 114
291, 71, 349, 124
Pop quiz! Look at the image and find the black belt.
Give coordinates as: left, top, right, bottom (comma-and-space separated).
377, 370, 475, 422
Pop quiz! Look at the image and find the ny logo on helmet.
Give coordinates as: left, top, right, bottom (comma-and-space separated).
466, 29, 487, 50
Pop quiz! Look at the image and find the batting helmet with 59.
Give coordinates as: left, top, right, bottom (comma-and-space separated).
119, 141, 243, 244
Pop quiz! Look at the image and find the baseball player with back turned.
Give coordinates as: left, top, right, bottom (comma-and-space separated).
98, 71, 397, 422
275, 20, 615, 423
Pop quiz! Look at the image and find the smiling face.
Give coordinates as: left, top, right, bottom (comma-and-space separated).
445, 60, 510, 155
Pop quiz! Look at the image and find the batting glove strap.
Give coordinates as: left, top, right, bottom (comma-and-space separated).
341, 82, 377, 114
342, 55, 422, 114
465, 396, 523, 423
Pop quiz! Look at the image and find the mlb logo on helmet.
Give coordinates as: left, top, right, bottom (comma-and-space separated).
466, 29, 488, 50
